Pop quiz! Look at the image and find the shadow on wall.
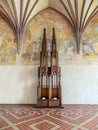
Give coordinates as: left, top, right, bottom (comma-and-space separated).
18, 66, 38, 104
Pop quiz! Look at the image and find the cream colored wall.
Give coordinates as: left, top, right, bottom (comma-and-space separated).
0, 66, 38, 104
0, 1, 98, 104
62, 65, 98, 104
0, 65, 98, 104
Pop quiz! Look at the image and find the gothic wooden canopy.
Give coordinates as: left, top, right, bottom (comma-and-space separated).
0, 0, 98, 54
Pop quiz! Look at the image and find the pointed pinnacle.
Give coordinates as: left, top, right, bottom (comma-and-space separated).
53, 27, 55, 39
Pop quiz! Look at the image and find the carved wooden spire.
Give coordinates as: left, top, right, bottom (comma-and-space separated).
52, 28, 57, 52
42, 28, 47, 52
51, 28, 58, 74
40, 28, 48, 69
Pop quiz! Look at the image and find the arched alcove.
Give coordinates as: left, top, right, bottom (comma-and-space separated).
82, 13, 98, 63
22, 8, 76, 65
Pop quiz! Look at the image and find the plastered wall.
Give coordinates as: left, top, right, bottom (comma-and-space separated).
0, 65, 98, 104
0, 9, 98, 104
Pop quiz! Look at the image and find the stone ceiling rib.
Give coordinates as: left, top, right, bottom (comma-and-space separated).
0, 0, 97, 54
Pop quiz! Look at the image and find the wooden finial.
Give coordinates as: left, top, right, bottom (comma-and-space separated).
44, 28, 46, 37
52, 28, 56, 52
53, 28, 55, 39
42, 28, 47, 52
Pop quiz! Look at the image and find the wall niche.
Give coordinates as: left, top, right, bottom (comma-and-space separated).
22, 8, 76, 65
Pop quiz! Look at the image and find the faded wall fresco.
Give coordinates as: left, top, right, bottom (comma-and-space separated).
0, 17, 16, 64
82, 13, 98, 64
22, 9, 76, 65
0, 9, 98, 65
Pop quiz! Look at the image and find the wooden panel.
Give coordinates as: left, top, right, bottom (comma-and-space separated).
49, 99, 61, 106
38, 99, 48, 106
49, 88, 61, 99
37, 88, 49, 99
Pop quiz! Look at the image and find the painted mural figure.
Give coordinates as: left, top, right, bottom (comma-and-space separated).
82, 40, 88, 55
88, 39, 95, 53
82, 39, 96, 55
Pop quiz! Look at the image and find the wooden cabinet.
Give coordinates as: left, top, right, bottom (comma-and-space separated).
36, 28, 63, 108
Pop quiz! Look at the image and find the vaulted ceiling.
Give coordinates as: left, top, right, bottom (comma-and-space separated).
0, 0, 98, 53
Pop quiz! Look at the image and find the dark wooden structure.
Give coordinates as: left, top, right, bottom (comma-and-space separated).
36, 28, 63, 108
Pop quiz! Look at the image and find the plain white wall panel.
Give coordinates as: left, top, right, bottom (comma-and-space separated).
0, 65, 98, 104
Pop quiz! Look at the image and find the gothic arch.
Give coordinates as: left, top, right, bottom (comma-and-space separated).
27, 7, 73, 30
0, 0, 97, 53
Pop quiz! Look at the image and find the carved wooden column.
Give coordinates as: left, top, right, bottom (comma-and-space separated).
49, 28, 61, 107
37, 28, 48, 106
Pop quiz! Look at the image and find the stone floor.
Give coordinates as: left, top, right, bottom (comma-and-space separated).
0, 104, 98, 130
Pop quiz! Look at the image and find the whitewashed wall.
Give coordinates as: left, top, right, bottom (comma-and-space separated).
0, 65, 98, 104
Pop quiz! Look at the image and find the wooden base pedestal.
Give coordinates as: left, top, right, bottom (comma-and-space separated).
37, 87, 63, 108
